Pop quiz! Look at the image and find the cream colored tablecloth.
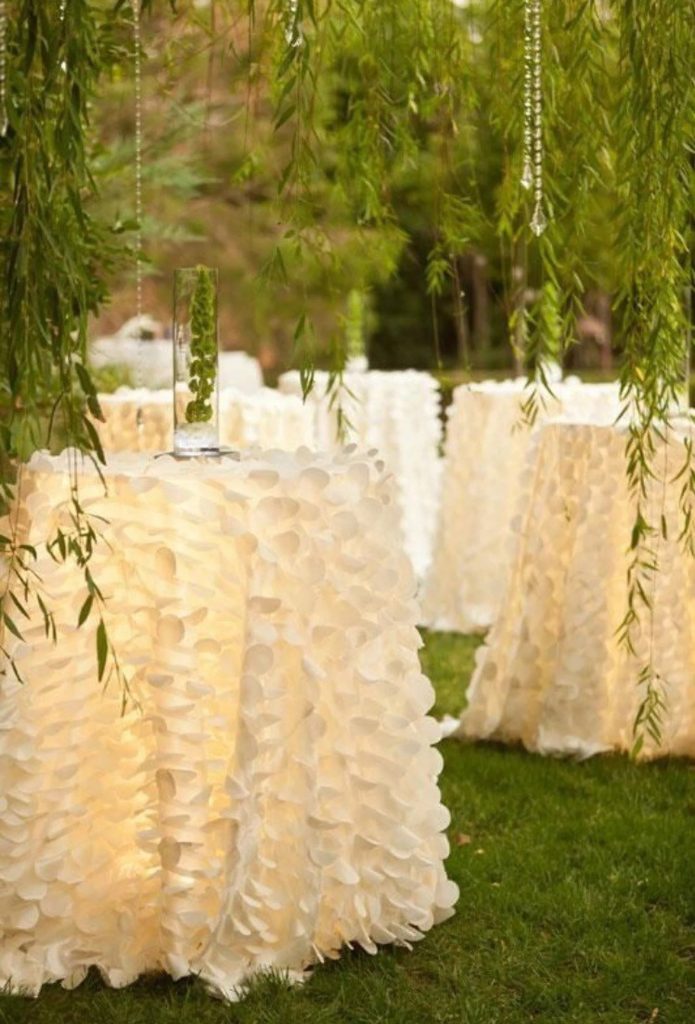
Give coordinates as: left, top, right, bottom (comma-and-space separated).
0, 449, 457, 998
96, 387, 315, 454
422, 379, 622, 632
279, 370, 442, 579
457, 422, 695, 759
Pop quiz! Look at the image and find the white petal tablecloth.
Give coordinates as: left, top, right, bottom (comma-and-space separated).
457, 422, 695, 759
422, 379, 622, 632
90, 342, 263, 394
0, 448, 457, 998
279, 371, 442, 580
96, 387, 315, 454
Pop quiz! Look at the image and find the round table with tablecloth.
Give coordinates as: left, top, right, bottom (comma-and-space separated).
456, 420, 695, 759
279, 370, 443, 580
422, 379, 622, 633
0, 447, 457, 998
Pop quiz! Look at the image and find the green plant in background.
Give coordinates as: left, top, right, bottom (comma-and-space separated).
523, 280, 563, 388
344, 289, 369, 362
185, 265, 217, 424
90, 364, 134, 395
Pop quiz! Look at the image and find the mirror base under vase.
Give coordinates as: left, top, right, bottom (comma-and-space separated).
155, 446, 241, 461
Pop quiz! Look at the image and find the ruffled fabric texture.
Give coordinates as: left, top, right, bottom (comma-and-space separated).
458, 422, 695, 759
0, 447, 458, 999
422, 380, 622, 633
96, 387, 315, 454
279, 371, 442, 580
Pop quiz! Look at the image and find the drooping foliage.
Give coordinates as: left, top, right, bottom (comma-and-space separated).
612, 0, 695, 745
1, 1, 117, 468
0, 0, 138, 686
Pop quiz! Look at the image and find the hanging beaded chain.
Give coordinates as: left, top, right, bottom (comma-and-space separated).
132, 0, 145, 429
59, 1, 67, 81
520, 0, 534, 191
0, 0, 8, 137
521, 0, 547, 237
285, 0, 303, 48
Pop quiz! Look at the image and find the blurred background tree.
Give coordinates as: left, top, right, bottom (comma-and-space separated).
89, 0, 644, 382
87, 0, 691, 387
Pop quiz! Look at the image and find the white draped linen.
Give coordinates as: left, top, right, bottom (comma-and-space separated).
90, 342, 263, 394
422, 379, 622, 633
0, 448, 458, 999
279, 370, 443, 579
96, 387, 315, 453
457, 422, 695, 759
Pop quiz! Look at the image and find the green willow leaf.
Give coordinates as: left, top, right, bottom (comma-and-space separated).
96, 619, 108, 682
2, 612, 24, 642
9, 592, 31, 620
77, 593, 94, 628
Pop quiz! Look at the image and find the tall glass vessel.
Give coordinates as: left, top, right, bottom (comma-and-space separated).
172, 266, 220, 455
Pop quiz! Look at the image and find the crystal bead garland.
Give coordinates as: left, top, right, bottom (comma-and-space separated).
285, 0, 303, 48
0, 0, 8, 137
520, 0, 534, 192
132, 0, 145, 429
521, 0, 548, 237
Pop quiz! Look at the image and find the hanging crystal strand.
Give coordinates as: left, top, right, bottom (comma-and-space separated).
529, 0, 548, 236
520, 0, 533, 191
59, 1, 68, 79
0, 0, 8, 137
132, 0, 145, 430
285, 0, 303, 48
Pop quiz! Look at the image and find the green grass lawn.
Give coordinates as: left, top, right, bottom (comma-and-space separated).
2, 633, 693, 1024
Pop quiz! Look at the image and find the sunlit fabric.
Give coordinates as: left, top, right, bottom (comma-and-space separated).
279, 370, 442, 580
0, 448, 457, 998
422, 379, 622, 632
458, 422, 695, 759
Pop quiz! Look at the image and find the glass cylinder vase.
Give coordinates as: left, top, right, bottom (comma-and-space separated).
172, 266, 220, 456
